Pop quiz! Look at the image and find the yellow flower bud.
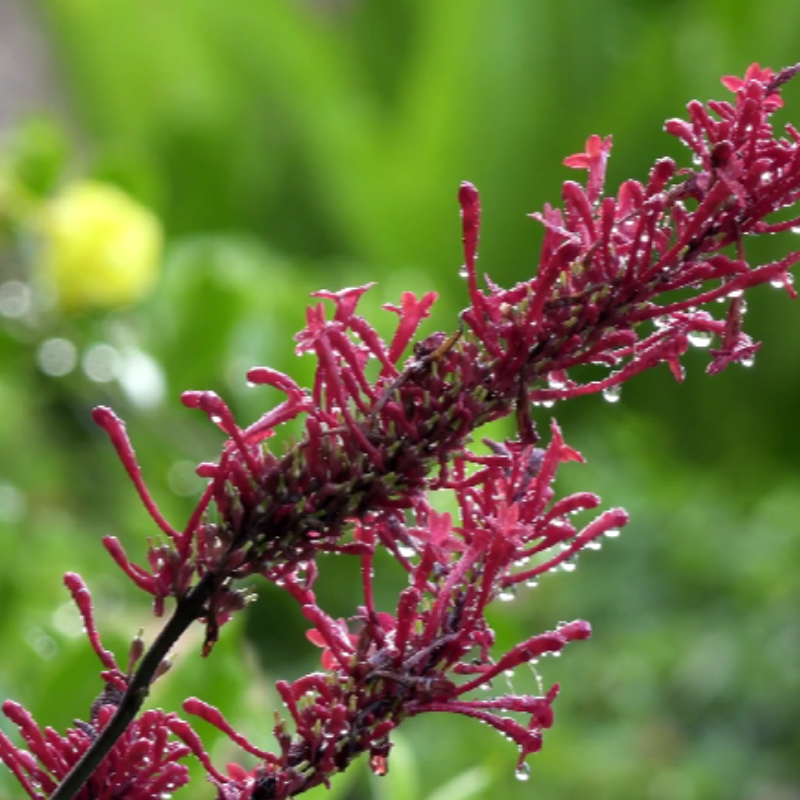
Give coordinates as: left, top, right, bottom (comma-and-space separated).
41, 181, 162, 312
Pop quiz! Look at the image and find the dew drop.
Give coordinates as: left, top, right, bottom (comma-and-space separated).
547, 375, 566, 390
604, 528, 621, 538
525, 578, 539, 588
515, 763, 531, 782
586, 540, 602, 551
653, 315, 670, 330
727, 288, 744, 298
687, 330, 713, 348
740, 356, 755, 368
602, 384, 622, 403
498, 588, 516, 602
458, 266, 469, 279
791, 226, 800, 234
541, 399, 555, 408
560, 560, 577, 573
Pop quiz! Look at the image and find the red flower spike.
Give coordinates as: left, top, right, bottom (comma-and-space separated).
245, 366, 305, 401
382, 291, 438, 369
722, 62, 783, 110
92, 406, 181, 541
63, 573, 120, 674
36, 64, 800, 800
311, 283, 375, 324
183, 699, 271, 762
459, 181, 487, 322
563, 134, 613, 203
302, 607, 357, 670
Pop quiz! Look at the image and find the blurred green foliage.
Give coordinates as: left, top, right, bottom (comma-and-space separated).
1, 1, 799, 798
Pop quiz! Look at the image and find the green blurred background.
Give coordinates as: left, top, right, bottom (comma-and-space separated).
1, 1, 799, 799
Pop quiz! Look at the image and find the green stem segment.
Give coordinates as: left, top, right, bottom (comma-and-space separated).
50, 572, 218, 800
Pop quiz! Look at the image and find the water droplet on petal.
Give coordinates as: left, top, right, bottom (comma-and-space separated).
604, 528, 621, 539
458, 266, 469, 279
498, 588, 516, 602
586, 540, 602, 551
687, 330, 713, 348
653, 315, 670, 330
602, 385, 622, 403
515, 763, 531, 782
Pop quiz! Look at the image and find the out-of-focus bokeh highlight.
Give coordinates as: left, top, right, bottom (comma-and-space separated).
1, 1, 799, 799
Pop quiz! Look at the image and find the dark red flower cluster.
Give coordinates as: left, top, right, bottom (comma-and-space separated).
0, 575, 191, 800
172, 422, 623, 798
3, 63, 800, 800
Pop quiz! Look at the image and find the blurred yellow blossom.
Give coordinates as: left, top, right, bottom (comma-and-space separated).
41, 181, 162, 312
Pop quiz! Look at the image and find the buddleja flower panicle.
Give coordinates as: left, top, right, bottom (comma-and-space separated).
9, 62, 796, 800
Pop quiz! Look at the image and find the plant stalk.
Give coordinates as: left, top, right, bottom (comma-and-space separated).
50, 572, 218, 800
